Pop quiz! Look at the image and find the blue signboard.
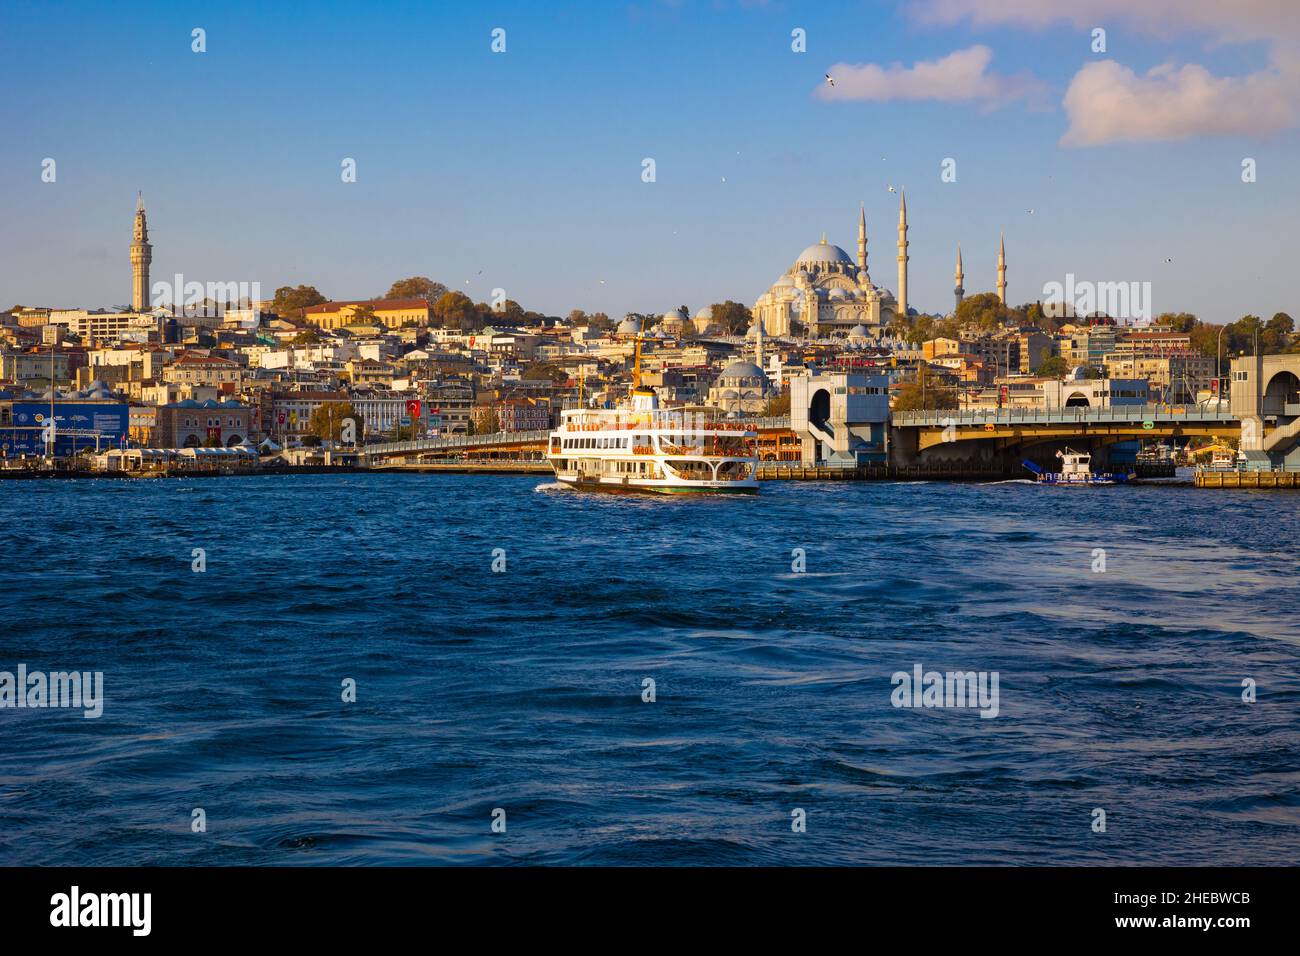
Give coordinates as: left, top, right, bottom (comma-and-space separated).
1, 402, 129, 457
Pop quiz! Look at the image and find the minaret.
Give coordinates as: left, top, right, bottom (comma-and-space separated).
130, 193, 152, 312
754, 316, 765, 369
954, 244, 965, 310
996, 233, 1007, 306
896, 189, 909, 317
857, 203, 868, 275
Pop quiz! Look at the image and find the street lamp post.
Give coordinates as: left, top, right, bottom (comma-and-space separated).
1216, 325, 1226, 410
47, 341, 56, 464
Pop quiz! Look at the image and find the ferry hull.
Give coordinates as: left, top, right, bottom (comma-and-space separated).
553, 474, 758, 495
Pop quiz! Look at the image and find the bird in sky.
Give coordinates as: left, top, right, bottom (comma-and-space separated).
824, 73, 835, 87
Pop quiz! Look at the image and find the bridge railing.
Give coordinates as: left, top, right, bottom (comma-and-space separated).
364, 415, 794, 456
891, 404, 1237, 427
365, 429, 551, 455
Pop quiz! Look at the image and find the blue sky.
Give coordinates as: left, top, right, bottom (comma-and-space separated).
1, 0, 1296, 322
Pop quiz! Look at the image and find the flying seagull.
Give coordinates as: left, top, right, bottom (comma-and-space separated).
824, 73, 835, 87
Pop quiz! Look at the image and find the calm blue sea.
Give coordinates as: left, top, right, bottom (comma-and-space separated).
0, 474, 1297, 866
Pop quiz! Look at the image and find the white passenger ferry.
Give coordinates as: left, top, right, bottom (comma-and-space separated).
546, 338, 758, 494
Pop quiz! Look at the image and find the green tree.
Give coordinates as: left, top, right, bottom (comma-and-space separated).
1188, 323, 1224, 359
762, 390, 791, 417
271, 285, 327, 317
1264, 312, 1295, 353
307, 402, 362, 442
291, 329, 321, 345
954, 292, 1015, 331
431, 291, 479, 331
1155, 311, 1199, 333
472, 407, 499, 434
347, 304, 378, 328
488, 299, 526, 324
892, 367, 958, 411
709, 301, 753, 335
1228, 315, 1263, 356
1035, 355, 1069, 377
385, 277, 447, 303
905, 314, 935, 345
1019, 301, 1063, 333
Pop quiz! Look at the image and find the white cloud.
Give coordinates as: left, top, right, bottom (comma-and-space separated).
1061, 60, 1299, 146
914, 0, 1300, 45
916, 0, 1300, 145
817, 45, 1044, 109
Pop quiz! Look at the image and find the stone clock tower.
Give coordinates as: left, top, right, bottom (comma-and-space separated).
130, 192, 152, 312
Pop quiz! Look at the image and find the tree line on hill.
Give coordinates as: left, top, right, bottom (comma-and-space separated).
892, 292, 1296, 361
267, 277, 758, 337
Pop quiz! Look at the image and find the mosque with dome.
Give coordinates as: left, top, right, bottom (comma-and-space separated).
753, 194, 913, 339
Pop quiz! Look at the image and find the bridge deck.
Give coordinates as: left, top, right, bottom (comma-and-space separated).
893, 404, 1237, 427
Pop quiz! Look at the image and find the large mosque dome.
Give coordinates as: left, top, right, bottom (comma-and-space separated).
794, 240, 854, 270
750, 201, 915, 340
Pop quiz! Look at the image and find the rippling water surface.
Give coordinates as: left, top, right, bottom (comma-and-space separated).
1, 474, 1297, 865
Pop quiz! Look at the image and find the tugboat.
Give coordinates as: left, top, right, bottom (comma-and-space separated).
1022, 448, 1134, 485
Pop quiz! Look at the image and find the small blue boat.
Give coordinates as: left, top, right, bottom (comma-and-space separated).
1022, 448, 1134, 485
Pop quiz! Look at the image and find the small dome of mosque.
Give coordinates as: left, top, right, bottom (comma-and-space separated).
693, 305, 714, 320
616, 317, 640, 335
848, 323, 870, 339
719, 359, 766, 381
828, 287, 849, 300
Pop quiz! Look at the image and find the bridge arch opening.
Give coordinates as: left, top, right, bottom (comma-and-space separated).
1262, 370, 1300, 417
809, 388, 834, 437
